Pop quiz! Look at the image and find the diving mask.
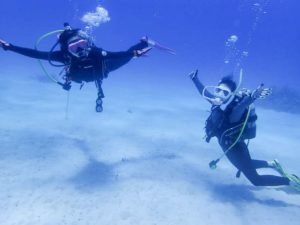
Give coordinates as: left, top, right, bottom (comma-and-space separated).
202, 84, 233, 105
68, 37, 90, 58
214, 84, 232, 99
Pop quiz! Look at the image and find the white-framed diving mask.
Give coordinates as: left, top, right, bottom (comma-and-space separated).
202, 83, 233, 106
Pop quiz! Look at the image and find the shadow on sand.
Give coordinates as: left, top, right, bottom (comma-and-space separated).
69, 159, 115, 191
68, 139, 300, 208
209, 182, 300, 208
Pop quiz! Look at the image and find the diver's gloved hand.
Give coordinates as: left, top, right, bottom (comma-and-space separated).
0, 39, 10, 50
251, 84, 272, 100
133, 47, 153, 57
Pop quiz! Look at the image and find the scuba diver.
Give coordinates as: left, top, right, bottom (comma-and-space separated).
0, 23, 175, 112
189, 69, 300, 191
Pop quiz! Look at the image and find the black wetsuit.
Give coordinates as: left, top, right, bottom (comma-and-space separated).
191, 76, 290, 187
4, 41, 148, 97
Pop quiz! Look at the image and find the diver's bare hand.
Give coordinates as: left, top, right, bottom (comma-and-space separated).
0, 39, 10, 49
251, 84, 272, 100
189, 70, 198, 80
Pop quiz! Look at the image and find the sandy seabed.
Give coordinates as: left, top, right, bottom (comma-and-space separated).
0, 73, 299, 225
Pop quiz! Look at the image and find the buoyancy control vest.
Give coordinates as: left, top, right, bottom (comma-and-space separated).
66, 48, 108, 83
205, 93, 257, 143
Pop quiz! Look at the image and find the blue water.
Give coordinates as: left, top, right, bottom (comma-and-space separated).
1, 0, 299, 88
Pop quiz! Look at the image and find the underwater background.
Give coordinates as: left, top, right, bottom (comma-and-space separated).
0, 1, 300, 225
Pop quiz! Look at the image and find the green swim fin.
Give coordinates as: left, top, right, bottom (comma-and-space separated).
287, 174, 300, 192
270, 159, 287, 177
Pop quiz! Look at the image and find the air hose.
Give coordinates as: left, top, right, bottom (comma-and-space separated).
209, 105, 252, 169
208, 68, 250, 169
34, 29, 64, 84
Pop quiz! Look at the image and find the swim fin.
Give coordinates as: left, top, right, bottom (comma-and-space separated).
287, 174, 300, 192
270, 159, 287, 177
270, 160, 300, 192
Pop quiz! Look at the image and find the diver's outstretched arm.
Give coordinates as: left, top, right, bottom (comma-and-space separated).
189, 70, 214, 101
100, 49, 134, 59
229, 84, 272, 123
98, 45, 152, 76
100, 37, 158, 60
103, 49, 152, 59
1, 40, 64, 62
229, 96, 254, 123
100, 40, 151, 59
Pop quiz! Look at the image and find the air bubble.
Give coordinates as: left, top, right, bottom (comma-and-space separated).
228, 35, 239, 43
81, 6, 111, 27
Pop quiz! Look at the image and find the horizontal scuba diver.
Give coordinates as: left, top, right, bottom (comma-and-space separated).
0, 23, 175, 112
189, 69, 300, 191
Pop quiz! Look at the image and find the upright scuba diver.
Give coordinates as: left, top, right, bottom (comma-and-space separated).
0, 23, 175, 112
189, 69, 300, 191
